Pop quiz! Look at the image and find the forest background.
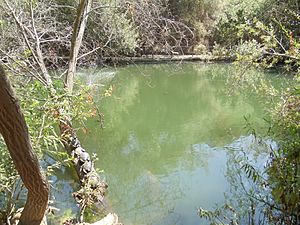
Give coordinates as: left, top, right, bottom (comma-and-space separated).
0, 0, 299, 224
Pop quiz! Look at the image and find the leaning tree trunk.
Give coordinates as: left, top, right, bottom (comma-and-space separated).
0, 65, 49, 225
65, 0, 92, 93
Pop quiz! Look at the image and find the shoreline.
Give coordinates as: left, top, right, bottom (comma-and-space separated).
102, 54, 232, 64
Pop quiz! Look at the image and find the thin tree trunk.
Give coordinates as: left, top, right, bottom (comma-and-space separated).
0, 65, 49, 225
65, 0, 92, 93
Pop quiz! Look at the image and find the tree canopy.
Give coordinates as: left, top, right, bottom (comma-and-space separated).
0, 0, 299, 224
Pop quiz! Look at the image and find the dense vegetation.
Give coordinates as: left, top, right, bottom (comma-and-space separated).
0, 0, 299, 224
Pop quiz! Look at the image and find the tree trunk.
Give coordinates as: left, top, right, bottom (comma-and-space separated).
0, 65, 49, 225
65, 0, 92, 93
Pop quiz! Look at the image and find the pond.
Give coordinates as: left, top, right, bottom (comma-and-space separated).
50, 63, 287, 224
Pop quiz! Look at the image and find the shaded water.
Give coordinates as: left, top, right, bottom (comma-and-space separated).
51, 63, 286, 224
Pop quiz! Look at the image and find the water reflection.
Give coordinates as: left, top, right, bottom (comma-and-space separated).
73, 63, 283, 224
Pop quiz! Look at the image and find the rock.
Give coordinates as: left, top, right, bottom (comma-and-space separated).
89, 213, 121, 225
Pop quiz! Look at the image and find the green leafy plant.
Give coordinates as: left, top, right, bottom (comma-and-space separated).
0, 78, 99, 221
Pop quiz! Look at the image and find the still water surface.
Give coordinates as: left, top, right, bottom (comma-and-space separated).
51, 63, 285, 224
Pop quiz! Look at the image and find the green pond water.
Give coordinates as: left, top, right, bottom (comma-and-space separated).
50, 63, 286, 225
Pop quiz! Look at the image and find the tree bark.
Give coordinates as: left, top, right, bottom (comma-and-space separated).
0, 65, 49, 225
65, 0, 92, 93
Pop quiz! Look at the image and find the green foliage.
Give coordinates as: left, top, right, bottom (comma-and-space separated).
16, 79, 97, 155
213, 0, 300, 68
0, 78, 98, 219
234, 40, 264, 64
0, 140, 18, 205
86, 3, 139, 55
266, 85, 300, 223
19, 81, 59, 154
168, 0, 222, 51
169, 0, 220, 23
201, 1, 300, 224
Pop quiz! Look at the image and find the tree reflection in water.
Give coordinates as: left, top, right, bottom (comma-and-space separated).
50, 63, 285, 224
199, 135, 277, 225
